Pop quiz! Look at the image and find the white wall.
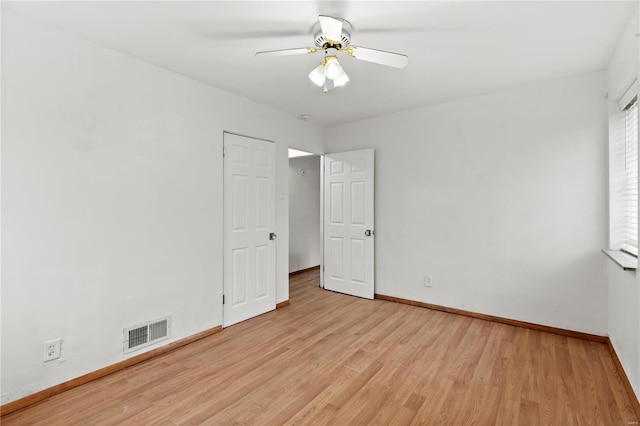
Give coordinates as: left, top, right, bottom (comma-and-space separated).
288, 155, 321, 273
606, 5, 640, 400
0, 12, 325, 404
327, 71, 609, 335
2, 3, 634, 409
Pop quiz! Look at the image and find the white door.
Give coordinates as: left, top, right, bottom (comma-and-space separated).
223, 133, 276, 327
323, 149, 374, 299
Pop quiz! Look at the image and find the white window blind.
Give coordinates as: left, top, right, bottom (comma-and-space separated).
622, 97, 638, 255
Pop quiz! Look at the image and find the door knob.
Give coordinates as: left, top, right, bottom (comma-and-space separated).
365, 229, 374, 237
269, 232, 277, 241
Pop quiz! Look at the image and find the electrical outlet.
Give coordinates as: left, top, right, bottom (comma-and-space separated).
43, 338, 62, 362
423, 276, 432, 287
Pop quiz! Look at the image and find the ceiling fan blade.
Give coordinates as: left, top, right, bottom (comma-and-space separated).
318, 15, 343, 42
345, 46, 409, 69
255, 47, 318, 58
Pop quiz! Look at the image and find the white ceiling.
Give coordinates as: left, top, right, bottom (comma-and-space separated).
3, 1, 637, 125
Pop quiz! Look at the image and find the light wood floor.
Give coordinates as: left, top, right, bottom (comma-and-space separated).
3, 268, 638, 425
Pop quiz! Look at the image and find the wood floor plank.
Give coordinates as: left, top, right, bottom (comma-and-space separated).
2, 267, 638, 425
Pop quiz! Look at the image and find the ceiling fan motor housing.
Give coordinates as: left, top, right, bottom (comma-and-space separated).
313, 18, 352, 49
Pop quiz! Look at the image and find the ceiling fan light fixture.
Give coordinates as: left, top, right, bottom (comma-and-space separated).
308, 64, 326, 86
323, 55, 343, 80
256, 15, 408, 93
333, 71, 350, 87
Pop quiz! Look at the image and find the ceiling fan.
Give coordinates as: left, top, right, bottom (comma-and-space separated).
256, 15, 409, 93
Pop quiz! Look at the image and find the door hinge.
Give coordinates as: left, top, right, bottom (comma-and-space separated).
223, 147, 226, 157
223, 294, 225, 305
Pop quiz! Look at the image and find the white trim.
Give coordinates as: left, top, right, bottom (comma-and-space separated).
619, 79, 638, 110
288, 148, 315, 158
602, 249, 637, 271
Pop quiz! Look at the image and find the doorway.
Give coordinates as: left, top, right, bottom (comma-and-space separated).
288, 148, 376, 299
288, 148, 322, 277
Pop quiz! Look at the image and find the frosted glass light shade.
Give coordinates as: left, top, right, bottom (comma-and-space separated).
308, 64, 326, 86
324, 56, 343, 80
333, 71, 350, 87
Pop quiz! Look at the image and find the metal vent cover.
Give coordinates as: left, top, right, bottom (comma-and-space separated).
123, 316, 171, 354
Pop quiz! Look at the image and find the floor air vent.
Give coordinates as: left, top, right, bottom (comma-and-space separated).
124, 316, 171, 354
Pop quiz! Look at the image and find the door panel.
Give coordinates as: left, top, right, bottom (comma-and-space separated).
232, 175, 247, 230
330, 183, 344, 224
255, 177, 268, 229
351, 181, 365, 224
224, 133, 276, 327
323, 149, 374, 299
351, 239, 365, 283
232, 248, 247, 305
255, 244, 269, 298
330, 160, 344, 175
330, 237, 344, 279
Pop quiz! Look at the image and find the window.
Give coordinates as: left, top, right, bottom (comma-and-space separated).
607, 79, 639, 268
605, 80, 640, 262
622, 96, 638, 255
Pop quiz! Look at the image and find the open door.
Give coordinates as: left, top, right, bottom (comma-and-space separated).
223, 132, 277, 327
323, 149, 374, 299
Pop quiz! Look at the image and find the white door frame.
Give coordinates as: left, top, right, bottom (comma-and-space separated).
222, 131, 277, 327
286, 149, 374, 295
321, 149, 375, 298
320, 154, 325, 288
